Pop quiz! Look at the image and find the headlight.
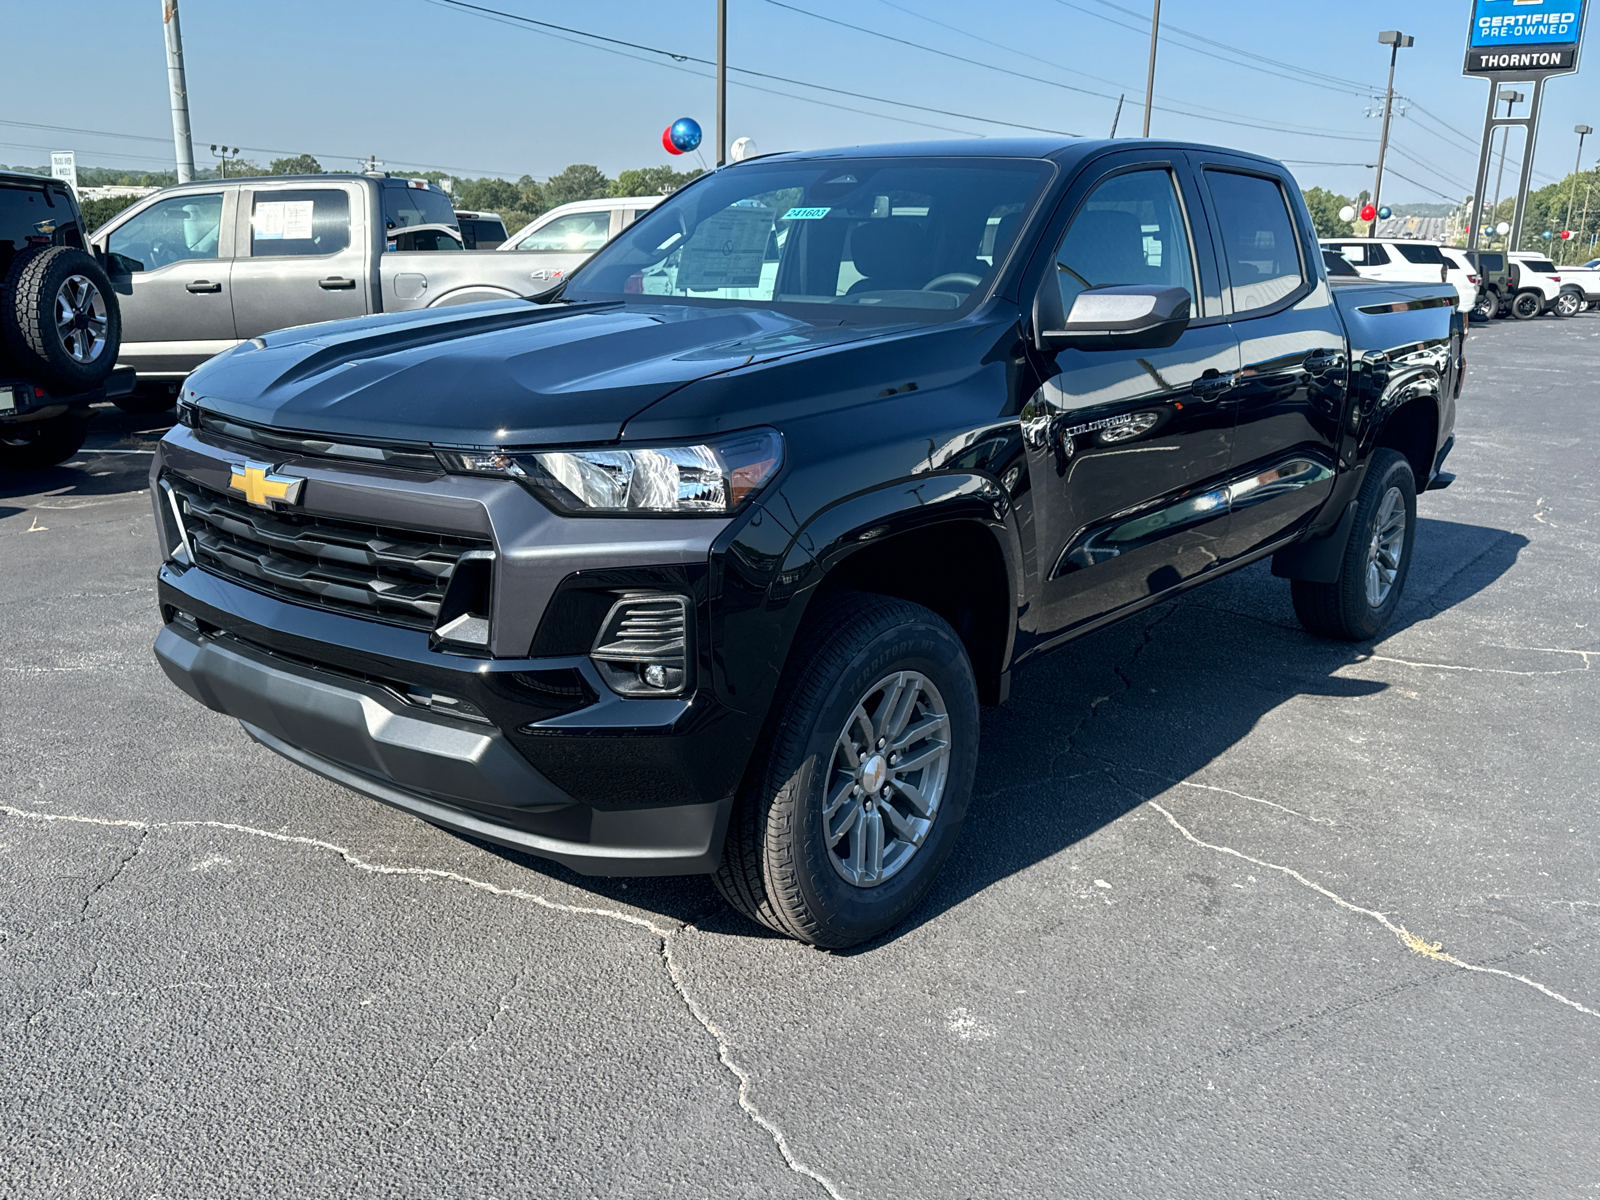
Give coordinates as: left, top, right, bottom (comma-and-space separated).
438, 428, 782, 516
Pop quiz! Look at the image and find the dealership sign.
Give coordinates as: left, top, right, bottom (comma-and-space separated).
1465, 0, 1586, 73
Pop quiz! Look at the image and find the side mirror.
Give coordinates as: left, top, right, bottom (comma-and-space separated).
1040, 285, 1191, 352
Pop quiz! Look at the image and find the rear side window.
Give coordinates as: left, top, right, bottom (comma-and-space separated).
1479, 253, 1504, 271
0, 183, 82, 253
1328, 242, 1390, 267
1053, 168, 1196, 314
1394, 243, 1445, 265
250, 189, 350, 258
1206, 171, 1304, 312
1521, 258, 1557, 273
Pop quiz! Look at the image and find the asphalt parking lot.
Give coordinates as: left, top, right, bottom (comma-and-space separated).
4, 312, 1599, 1199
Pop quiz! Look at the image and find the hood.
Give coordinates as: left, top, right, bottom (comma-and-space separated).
186, 300, 906, 447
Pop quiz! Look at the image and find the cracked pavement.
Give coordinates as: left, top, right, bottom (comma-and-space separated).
3, 313, 1599, 1198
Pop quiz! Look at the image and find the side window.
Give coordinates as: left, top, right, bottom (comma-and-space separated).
1365, 242, 1391, 265
250, 189, 351, 258
106, 193, 224, 273
515, 211, 612, 251
1204, 170, 1305, 313
1054, 169, 1196, 315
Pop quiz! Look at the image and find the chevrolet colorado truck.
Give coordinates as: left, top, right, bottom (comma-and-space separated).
149, 140, 1463, 948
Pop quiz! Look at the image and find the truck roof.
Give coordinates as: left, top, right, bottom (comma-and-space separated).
750, 137, 1286, 171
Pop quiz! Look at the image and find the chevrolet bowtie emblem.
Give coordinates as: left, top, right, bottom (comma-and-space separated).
228, 461, 305, 509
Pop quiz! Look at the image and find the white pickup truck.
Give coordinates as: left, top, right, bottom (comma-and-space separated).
91, 174, 563, 397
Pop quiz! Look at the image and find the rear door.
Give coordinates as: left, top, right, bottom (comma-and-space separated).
1197, 158, 1344, 561
101, 188, 236, 376
1022, 152, 1241, 638
230, 181, 370, 339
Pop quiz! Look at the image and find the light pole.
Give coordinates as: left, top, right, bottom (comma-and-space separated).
161, 0, 195, 184
1141, 0, 1161, 138
1491, 89, 1524, 249
1561, 125, 1592, 263
1370, 30, 1413, 218
715, 0, 727, 167
210, 144, 239, 179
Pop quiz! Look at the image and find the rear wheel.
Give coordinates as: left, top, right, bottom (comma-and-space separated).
713, 592, 979, 948
1511, 290, 1544, 320
1290, 449, 1417, 642
1553, 291, 1583, 317
0, 411, 89, 470
1470, 289, 1499, 321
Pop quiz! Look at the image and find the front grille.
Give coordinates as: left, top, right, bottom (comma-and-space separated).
170, 477, 490, 630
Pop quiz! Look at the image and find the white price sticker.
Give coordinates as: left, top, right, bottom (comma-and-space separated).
254, 200, 316, 241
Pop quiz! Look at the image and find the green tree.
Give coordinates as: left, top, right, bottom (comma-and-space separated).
1302, 186, 1355, 238
543, 163, 612, 209
268, 153, 323, 176
611, 165, 703, 198
516, 175, 545, 216
79, 194, 142, 234
456, 176, 521, 213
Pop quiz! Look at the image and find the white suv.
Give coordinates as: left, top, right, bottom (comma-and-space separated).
497, 196, 664, 286
1507, 253, 1565, 319
1320, 238, 1475, 314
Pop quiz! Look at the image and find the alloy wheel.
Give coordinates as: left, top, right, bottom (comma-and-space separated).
54, 274, 108, 364
823, 670, 951, 887
1365, 486, 1407, 608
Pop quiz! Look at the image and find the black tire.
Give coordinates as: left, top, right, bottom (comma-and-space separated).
0, 411, 90, 470
1553, 291, 1583, 317
1, 246, 122, 395
713, 591, 980, 948
1510, 290, 1544, 320
114, 379, 179, 415
1290, 449, 1417, 642
1470, 289, 1499, 321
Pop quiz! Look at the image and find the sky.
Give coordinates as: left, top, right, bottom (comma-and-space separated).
4, 0, 1596, 208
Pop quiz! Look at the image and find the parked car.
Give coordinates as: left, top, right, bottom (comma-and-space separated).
1558, 258, 1600, 309
0, 169, 136, 466
1460, 248, 1511, 320
1507, 252, 1564, 319
1320, 237, 1474, 314
1438, 247, 1484, 319
149, 139, 1462, 947
455, 210, 507, 250
89, 174, 573, 403
497, 195, 663, 287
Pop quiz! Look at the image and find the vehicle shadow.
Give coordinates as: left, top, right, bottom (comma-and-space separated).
454, 517, 1529, 944
0, 405, 169, 504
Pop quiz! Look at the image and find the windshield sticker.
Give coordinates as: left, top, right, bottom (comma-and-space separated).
254, 201, 314, 240
677, 205, 774, 290
782, 207, 831, 221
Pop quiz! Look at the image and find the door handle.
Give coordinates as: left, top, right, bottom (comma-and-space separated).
1191, 370, 1236, 401
1303, 351, 1343, 374
186, 280, 222, 293
319, 277, 357, 290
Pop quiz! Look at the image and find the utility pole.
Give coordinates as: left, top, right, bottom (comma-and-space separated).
1491, 89, 1523, 248
716, 0, 727, 167
1109, 94, 1125, 138
1561, 125, 1591, 263
161, 0, 195, 184
1371, 30, 1414, 217
1141, 0, 1161, 137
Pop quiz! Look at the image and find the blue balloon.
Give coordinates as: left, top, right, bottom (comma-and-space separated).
1542, 230, 1553, 239
669, 118, 703, 153
1377, 205, 1392, 219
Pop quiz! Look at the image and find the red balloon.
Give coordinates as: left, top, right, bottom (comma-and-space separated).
662, 127, 684, 156
1360, 204, 1377, 222
1560, 229, 1572, 239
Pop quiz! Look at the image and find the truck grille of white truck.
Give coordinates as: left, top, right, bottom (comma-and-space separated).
169, 477, 490, 631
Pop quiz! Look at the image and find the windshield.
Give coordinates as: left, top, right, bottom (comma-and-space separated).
564, 157, 1053, 319
382, 183, 459, 232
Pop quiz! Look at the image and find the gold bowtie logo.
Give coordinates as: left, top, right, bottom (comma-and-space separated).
228, 461, 305, 509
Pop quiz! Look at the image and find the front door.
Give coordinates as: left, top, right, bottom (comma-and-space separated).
102, 189, 236, 377
1201, 164, 1344, 561
230, 183, 370, 340
1021, 162, 1240, 644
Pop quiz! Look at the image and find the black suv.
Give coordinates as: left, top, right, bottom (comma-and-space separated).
1, 170, 128, 469
149, 140, 1462, 947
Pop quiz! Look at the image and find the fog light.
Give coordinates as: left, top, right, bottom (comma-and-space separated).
642, 664, 668, 689
590, 592, 689, 697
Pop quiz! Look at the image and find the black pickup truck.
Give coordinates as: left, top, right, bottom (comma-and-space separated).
149, 140, 1462, 947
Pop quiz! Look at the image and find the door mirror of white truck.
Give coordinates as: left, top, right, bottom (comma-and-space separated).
1039, 284, 1191, 352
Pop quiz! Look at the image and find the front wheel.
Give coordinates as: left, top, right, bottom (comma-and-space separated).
1511, 290, 1545, 320
1553, 291, 1583, 317
1471, 289, 1499, 321
1290, 449, 1417, 641
713, 592, 979, 948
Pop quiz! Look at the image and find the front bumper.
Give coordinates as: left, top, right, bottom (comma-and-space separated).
154, 601, 733, 875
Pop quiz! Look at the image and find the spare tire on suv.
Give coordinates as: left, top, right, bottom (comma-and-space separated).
2, 245, 121, 395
